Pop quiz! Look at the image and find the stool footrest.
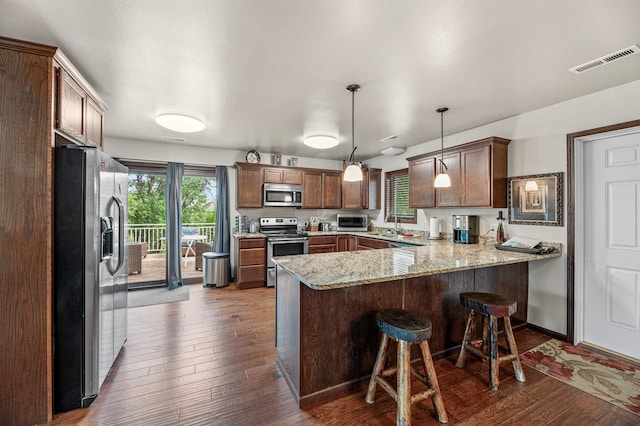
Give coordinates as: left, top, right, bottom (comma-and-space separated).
374, 377, 398, 402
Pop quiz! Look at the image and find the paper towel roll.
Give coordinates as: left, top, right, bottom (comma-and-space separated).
429, 217, 440, 239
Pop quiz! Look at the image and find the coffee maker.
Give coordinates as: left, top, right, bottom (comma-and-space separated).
452, 215, 479, 244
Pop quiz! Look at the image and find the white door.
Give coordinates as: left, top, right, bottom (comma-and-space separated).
584, 129, 640, 359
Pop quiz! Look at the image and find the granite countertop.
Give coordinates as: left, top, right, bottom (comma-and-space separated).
233, 232, 266, 238
273, 239, 562, 290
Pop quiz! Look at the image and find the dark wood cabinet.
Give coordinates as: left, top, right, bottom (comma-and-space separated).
308, 235, 337, 254
342, 168, 382, 209
86, 96, 104, 147
323, 171, 342, 209
302, 171, 323, 208
235, 238, 266, 289
263, 167, 303, 185
57, 67, 86, 140
303, 170, 342, 209
54, 53, 106, 147
461, 142, 510, 207
408, 137, 510, 208
356, 236, 390, 250
236, 163, 377, 210
408, 156, 436, 208
336, 235, 358, 251
342, 179, 362, 209
436, 152, 461, 207
236, 163, 263, 208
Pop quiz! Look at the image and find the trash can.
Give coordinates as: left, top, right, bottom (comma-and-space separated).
202, 252, 230, 288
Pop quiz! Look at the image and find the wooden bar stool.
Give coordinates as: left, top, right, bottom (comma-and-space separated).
365, 309, 448, 425
455, 292, 526, 390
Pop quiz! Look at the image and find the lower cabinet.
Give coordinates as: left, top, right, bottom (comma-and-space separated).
336, 235, 358, 252
356, 236, 391, 250
235, 238, 266, 289
308, 235, 337, 254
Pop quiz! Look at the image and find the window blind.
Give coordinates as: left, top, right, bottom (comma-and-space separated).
385, 168, 416, 223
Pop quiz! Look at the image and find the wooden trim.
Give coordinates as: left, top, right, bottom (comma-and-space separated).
54, 50, 108, 111
406, 136, 510, 163
565, 119, 640, 344
526, 323, 567, 342
0, 35, 57, 57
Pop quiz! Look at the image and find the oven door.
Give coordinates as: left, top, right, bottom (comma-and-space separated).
266, 238, 309, 287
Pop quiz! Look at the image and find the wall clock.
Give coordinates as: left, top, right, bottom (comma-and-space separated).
245, 149, 260, 163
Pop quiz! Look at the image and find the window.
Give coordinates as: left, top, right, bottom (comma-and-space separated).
385, 168, 416, 224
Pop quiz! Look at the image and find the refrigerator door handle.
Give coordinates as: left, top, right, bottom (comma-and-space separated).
107, 195, 126, 275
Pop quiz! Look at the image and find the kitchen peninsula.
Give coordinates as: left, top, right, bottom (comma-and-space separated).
273, 240, 561, 409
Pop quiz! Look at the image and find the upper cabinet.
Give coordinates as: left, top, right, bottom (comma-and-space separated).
236, 162, 381, 210
408, 137, 510, 208
342, 168, 381, 209
322, 171, 342, 209
408, 156, 436, 208
303, 170, 342, 209
54, 51, 107, 147
435, 152, 461, 207
236, 163, 264, 208
263, 167, 303, 185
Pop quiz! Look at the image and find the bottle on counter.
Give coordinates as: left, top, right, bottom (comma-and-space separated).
496, 211, 506, 244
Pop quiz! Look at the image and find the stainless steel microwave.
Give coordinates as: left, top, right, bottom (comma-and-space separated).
263, 183, 303, 207
337, 214, 368, 232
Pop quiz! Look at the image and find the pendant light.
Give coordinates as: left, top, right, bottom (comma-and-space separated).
434, 107, 451, 188
343, 84, 363, 182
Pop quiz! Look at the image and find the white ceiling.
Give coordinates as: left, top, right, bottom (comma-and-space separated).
2, 1, 639, 161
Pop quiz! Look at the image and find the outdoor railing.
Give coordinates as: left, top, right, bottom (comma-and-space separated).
128, 223, 216, 253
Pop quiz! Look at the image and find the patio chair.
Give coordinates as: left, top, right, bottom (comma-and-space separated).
127, 242, 143, 275
195, 241, 213, 271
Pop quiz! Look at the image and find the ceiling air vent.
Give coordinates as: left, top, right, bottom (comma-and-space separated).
569, 45, 640, 74
161, 136, 186, 142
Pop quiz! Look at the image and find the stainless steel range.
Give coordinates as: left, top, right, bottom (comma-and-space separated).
261, 217, 309, 287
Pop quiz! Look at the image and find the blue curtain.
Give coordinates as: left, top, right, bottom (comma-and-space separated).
166, 162, 184, 290
213, 166, 232, 282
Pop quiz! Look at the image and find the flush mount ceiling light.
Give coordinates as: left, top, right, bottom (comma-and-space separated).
303, 135, 339, 149
380, 146, 406, 156
155, 113, 205, 133
433, 107, 451, 188
343, 84, 363, 182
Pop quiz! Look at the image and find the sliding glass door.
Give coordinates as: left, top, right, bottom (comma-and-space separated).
124, 163, 216, 288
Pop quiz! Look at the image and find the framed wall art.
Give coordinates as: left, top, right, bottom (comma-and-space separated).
507, 172, 563, 226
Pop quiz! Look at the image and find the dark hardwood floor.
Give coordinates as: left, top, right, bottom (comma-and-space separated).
46, 284, 639, 425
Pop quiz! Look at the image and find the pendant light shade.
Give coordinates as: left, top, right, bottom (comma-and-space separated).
344, 164, 363, 181
434, 172, 451, 187
434, 107, 451, 188
344, 84, 363, 182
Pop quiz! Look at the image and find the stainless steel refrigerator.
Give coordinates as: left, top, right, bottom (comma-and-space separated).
53, 145, 128, 412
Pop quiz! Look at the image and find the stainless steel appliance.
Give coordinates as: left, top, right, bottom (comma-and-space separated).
53, 146, 128, 412
261, 217, 308, 287
263, 183, 303, 207
337, 214, 368, 232
452, 215, 479, 244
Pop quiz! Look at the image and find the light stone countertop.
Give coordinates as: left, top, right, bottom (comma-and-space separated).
233, 233, 266, 239
273, 239, 562, 290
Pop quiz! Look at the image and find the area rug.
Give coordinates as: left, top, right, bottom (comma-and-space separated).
520, 339, 640, 416
127, 286, 190, 308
